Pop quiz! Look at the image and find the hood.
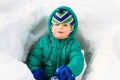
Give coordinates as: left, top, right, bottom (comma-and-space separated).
48, 6, 78, 38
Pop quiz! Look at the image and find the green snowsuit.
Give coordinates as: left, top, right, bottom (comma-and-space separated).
27, 6, 84, 79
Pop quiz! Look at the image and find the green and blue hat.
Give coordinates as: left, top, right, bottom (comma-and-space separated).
51, 8, 75, 27
48, 6, 78, 37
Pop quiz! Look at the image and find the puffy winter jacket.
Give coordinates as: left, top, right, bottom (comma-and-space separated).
27, 6, 84, 79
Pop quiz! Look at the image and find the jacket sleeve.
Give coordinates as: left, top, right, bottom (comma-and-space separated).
27, 38, 43, 70
67, 39, 84, 77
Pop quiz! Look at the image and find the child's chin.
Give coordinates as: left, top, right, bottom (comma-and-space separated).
56, 36, 67, 39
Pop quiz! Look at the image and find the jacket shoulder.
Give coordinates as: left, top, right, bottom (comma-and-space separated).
38, 34, 50, 42
68, 38, 82, 52
69, 38, 80, 46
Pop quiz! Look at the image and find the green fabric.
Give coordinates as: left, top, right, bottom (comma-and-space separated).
51, 10, 74, 24
27, 6, 84, 79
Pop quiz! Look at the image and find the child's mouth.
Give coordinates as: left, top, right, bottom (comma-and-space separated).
58, 31, 64, 33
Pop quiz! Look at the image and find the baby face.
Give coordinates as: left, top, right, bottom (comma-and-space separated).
51, 24, 71, 39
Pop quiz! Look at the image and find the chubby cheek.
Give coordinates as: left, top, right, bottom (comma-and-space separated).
64, 27, 71, 36
64, 30, 71, 36
51, 28, 57, 35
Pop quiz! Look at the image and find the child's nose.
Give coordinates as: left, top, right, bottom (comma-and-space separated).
58, 25, 63, 29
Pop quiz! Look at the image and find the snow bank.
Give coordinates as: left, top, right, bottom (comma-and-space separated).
77, 0, 120, 80
0, 53, 35, 80
0, 0, 47, 80
0, 0, 120, 80
0, 0, 48, 62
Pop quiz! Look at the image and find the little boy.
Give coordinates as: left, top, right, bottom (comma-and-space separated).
27, 6, 84, 80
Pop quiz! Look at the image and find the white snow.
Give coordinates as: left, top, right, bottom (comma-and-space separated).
0, 0, 120, 80
0, 53, 35, 80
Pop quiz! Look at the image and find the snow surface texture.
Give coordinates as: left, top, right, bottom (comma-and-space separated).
0, 0, 120, 80
0, 53, 35, 80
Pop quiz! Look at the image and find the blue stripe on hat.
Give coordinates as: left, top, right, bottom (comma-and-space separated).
70, 20, 75, 26
53, 11, 71, 22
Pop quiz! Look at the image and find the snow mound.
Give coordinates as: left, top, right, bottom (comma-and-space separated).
0, 53, 35, 80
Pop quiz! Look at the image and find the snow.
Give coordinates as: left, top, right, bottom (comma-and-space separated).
0, 53, 35, 80
0, 0, 120, 80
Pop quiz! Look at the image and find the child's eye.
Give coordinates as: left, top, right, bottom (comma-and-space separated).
53, 24, 59, 26
63, 24, 68, 26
